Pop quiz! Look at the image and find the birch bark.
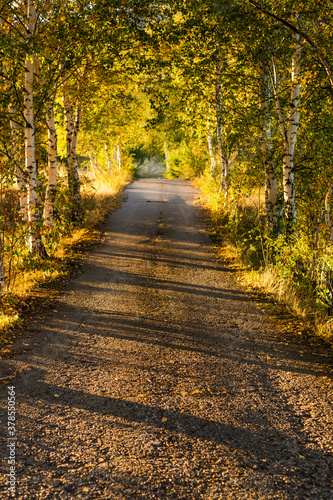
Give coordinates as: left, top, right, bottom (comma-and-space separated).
43, 99, 58, 228
325, 182, 333, 243
116, 140, 122, 171
42, 63, 64, 230
64, 95, 81, 221
105, 144, 112, 176
8, 107, 28, 222
113, 145, 117, 171
0, 238, 5, 297
89, 152, 96, 175
215, 58, 235, 195
272, 35, 302, 236
259, 71, 280, 234
215, 59, 228, 194
24, 0, 47, 257
207, 129, 216, 175
164, 140, 169, 171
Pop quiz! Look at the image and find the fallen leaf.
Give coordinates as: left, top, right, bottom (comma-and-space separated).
162, 417, 167, 422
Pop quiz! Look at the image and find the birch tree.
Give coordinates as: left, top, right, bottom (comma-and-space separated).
271, 35, 302, 236
214, 53, 238, 196
43, 62, 65, 230
64, 92, 82, 222
8, 107, 28, 222
24, 0, 47, 257
105, 144, 112, 176
259, 68, 280, 234
0, 237, 5, 298
215, 57, 228, 194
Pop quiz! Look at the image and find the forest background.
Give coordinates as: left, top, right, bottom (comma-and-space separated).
1, 0, 333, 344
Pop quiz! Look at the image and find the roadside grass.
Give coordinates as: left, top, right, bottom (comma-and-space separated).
194, 175, 333, 345
0, 171, 131, 341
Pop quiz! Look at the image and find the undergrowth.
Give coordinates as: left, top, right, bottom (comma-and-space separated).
194, 174, 333, 345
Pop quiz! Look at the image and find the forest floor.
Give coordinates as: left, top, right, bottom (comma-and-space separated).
0, 178, 333, 499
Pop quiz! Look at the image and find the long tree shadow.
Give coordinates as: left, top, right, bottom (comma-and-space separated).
3, 366, 332, 489
65, 265, 249, 302
36, 308, 333, 380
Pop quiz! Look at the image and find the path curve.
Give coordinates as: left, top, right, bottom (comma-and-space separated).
1, 179, 333, 499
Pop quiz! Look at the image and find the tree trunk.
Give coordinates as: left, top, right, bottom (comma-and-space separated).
8, 107, 28, 222
215, 59, 228, 195
259, 70, 280, 234
64, 96, 81, 222
43, 102, 58, 229
325, 182, 333, 243
105, 144, 112, 176
42, 62, 64, 230
272, 35, 301, 237
24, 0, 47, 257
164, 140, 169, 171
207, 129, 216, 175
215, 58, 232, 196
116, 139, 122, 171
0, 237, 5, 298
284, 35, 301, 230
89, 152, 96, 175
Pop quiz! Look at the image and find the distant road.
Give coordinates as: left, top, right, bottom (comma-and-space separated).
135, 156, 166, 177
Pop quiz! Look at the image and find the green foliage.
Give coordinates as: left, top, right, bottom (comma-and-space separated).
165, 141, 207, 179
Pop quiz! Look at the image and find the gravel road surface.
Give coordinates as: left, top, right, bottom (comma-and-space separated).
1, 179, 333, 499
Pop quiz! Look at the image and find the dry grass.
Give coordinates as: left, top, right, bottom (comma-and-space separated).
0, 171, 131, 336
194, 175, 333, 344
243, 266, 311, 319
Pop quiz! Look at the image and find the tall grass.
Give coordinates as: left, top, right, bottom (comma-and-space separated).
0, 170, 131, 334
194, 174, 333, 344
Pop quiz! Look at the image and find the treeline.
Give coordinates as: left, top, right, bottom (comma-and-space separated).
2, 0, 333, 338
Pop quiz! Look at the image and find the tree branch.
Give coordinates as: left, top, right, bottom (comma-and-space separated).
247, 0, 333, 99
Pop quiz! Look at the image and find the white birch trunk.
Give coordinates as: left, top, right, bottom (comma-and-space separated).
8, 107, 28, 222
215, 59, 230, 195
24, 0, 46, 257
105, 144, 112, 176
42, 62, 64, 230
272, 35, 301, 236
207, 129, 216, 175
89, 152, 96, 175
0, 237, 5, 297
284, 35, 301, 229
259, 71, 280, 233
43, 103, 57, 228
116, 139, 122, 171
216, 60, 226, 193
113, 145, 117, 170
325, 182, 333, 243
164, 140, 169, 171
64, 96, 81, 221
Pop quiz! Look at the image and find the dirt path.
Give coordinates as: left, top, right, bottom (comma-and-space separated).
1, 179, 333, 499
